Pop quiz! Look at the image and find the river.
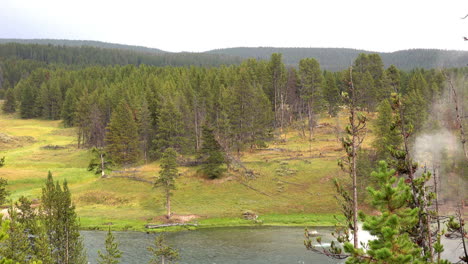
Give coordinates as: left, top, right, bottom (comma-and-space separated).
82, 226, 341, 264
82, 226, 464, 264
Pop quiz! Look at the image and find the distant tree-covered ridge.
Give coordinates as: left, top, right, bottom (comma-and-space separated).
1, 39, 468, 71
208, 47, 468, 71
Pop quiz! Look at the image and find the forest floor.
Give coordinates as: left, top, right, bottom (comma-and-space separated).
0, 109, 407, 231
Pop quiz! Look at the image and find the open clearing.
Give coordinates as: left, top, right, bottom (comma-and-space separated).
0, 109, 352, 230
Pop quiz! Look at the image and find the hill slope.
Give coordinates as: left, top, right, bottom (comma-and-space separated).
206, 47, 468, 71
0, 38, 167, 54
2, 38, 467, 70
0, 109, 349, 230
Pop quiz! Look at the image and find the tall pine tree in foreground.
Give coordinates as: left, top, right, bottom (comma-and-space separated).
41, 171, 87, 264
344, 161, 424, 263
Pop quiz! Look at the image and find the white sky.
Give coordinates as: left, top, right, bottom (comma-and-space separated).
1, 0, 468, 53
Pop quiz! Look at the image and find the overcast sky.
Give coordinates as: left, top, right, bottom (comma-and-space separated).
1, 0, 468, 53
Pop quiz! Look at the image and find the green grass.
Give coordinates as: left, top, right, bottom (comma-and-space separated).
0, 110, 354, 231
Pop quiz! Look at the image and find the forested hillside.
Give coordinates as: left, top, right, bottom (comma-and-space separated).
0, 38, 166, 53
2, 39, 468, 72
208, 47, 468, 70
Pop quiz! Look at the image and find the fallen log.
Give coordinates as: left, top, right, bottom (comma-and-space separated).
145, 223, 198, 229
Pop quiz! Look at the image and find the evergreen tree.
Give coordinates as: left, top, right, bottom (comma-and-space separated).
1, 88, 16, 113
0, 206, 32, 263
373, 99, 401, 159
105, 100, 140, 165
41, 171, 87, 264
39, 80, 62, 120
137, 99, 153, 163
75, 89, 91, 148
147, 235, 180, 264
0, 178, 8, 206
154, 148, 179, 219
19, 79, 38, 118
153, 99, 187, 157
267, 53, 287, 128
298, 58, 324, 140
88, 147, 113, 178
97, 228, 122, 264
343, 161, 430, 264
322, 72, 340, 117
34, 224, 53, 264
61, 87, 78, 127
0, 220, 15, 264
198, 126, 226, 179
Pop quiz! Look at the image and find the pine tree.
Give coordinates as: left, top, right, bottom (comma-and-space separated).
147, 235, 180, 264
97, 228, 122, 264
373, 99, 401, 159
154, 148, 179, 219
198, 126, 226, 179
0, 178, 8, 206
298, 58, 324, 140
0, 220, 15, 264
2, 88, 16, 113
343, 161, 429, 264
34, 224, 53, 264
0, 206, 32, 263
267, 53, 287, 128
61, 87, 78, 127
88, 147, 113, 178
153, 99, 187, 157
322, 72, 340, 117
137, 99, 153, 163
41, 171, 87, 264
75, 89, 91, 148
105, 100, 140, 165
19, 79, 38, 118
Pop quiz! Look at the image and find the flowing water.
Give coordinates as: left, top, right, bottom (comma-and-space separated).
83, 225, 465, 264
82, 226, 341, 264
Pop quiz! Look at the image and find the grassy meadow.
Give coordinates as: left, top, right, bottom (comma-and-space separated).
0, 107, 353, 231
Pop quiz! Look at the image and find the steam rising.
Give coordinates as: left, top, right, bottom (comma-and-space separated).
413, 129, 459, 167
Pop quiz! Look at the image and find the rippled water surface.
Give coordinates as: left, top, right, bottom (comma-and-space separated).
83, 226, 340, 264
83, 225, 464, 264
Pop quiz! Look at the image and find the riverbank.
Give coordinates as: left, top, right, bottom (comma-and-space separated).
80, 213, 344, 232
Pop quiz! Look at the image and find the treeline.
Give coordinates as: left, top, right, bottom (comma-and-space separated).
208, 47, 468, 71
2, 52, 449, 168
0, 38, 166, 54
0, 42, 242, 77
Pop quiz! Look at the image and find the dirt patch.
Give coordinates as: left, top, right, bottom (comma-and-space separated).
0, 133, 35, 149
152, 214, 201, 223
